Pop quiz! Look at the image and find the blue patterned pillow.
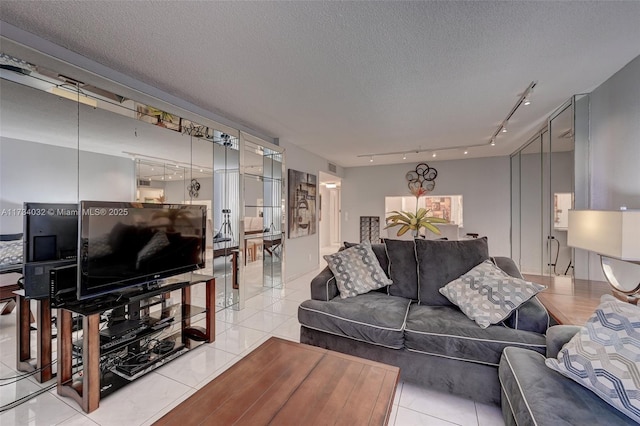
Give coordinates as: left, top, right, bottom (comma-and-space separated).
439, 260, 546, 328
323, 240, 393, 299
546, 295, 640, 423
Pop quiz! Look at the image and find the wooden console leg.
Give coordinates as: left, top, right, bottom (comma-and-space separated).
205, 278, 216, 343
57, 310, 100, 413
16, 293, 33, 372
82, 314, 100, 413
36, 299, 53, 382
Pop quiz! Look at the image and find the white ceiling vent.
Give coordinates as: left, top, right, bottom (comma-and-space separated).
328, 162, 337, 173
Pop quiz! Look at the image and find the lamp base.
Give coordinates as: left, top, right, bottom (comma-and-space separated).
611, 289, 640, 305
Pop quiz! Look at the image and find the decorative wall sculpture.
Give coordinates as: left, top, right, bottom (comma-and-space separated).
288, 169, 317, 238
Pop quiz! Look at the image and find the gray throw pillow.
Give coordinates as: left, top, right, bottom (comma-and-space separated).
415, 237, 489, 306
344, 241, 389, 277
383, 239, 419, 300
324, 240, 393, 299
439, 260, 546, 328
545, 295, 640, 424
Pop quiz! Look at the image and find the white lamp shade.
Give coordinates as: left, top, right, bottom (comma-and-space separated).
568, 210, 640, 261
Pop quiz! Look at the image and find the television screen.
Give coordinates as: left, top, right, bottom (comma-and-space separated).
78, 201, 206, 300
23, 202, 79, 299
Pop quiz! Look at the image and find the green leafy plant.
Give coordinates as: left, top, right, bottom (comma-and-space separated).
385, 208, 449, 237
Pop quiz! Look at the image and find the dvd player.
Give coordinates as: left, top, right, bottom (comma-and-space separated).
100, 320, 147, 342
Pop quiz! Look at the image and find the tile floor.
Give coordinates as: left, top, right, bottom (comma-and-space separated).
0, 262, 504, 426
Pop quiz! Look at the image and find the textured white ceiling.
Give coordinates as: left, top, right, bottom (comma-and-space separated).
1, 1, 639, 167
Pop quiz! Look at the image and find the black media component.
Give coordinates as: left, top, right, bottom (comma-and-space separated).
183, 326, 207, 341
78, 201, 207, 300
151, 340, 175, 354
23, 202, 78, 299
24, 259, 74, 300
99, 319, 145, 342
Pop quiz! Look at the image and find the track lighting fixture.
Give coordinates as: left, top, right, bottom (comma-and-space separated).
357, 81, 536, 163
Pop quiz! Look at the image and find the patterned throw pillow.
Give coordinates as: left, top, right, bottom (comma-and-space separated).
439, 260, 546, 328
323, 240, 393, 299
545, 295, 640, 423
136, 232, 170, 269
0, 239, 23, 266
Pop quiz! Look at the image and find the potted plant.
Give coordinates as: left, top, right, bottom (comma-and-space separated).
385, 186, 448, 237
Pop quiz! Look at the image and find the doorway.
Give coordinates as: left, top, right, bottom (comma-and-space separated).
319, 172, 341, 257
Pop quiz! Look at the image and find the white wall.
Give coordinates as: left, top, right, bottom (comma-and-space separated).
0, 137, 135, 233
583, 55, 640, 280
341, 156, 511, 257
590, 56, 640, 211
279, 140, 344, 280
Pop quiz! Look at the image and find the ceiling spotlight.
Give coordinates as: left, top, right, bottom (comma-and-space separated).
402, 154, 407, 160
199, 169, 203, 172
161, 176, 165, 180
432, 152, 437, 158
151, 167, 154, 171
523, 97, 531, 106
501, 125, 507, 133
369, 156, 374, 163
168, 176, 172, 179
491, 139, 496, 146
464, 150, 468, 155
176, 164, 180, 168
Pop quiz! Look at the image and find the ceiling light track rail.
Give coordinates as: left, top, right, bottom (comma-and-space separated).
358, 81, 537, 161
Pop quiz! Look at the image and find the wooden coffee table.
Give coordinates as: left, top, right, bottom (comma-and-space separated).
154, 337, 399, 425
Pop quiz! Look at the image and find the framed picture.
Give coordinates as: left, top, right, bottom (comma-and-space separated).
288, 169, 317, 238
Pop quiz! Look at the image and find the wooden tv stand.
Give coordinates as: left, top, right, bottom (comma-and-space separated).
57, 275, 215, 413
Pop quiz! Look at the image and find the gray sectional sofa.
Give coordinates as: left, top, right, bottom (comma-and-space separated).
298, 238, 550, 405
499, 325, 636, 425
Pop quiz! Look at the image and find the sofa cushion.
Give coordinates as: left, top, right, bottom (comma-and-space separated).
500, 347, 634, 426
344, 241, 389, 277
383, 239, 418, 300
404, 304, 546, 366
298, 292, 411, 349
545, 295, 640, 424
323, 241, 393, 298
415, 237, 489, 306
439, 260, 546, 328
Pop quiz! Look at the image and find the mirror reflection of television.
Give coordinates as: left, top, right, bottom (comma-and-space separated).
23, 202, 79, 299
78, 201, 206, 300
24, 203, 79, 263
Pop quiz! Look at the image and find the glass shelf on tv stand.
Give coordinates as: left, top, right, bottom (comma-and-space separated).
56, 276, 216, 413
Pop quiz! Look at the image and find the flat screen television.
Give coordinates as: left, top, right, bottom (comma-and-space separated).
78, 201, 206, 300
23, 202, 79, 299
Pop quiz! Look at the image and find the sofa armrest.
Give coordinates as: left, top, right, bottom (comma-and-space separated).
310, 266, 338, 301
546, 325, 581, 358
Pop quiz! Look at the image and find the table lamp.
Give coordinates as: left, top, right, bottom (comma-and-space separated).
568, 209, 640, 304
